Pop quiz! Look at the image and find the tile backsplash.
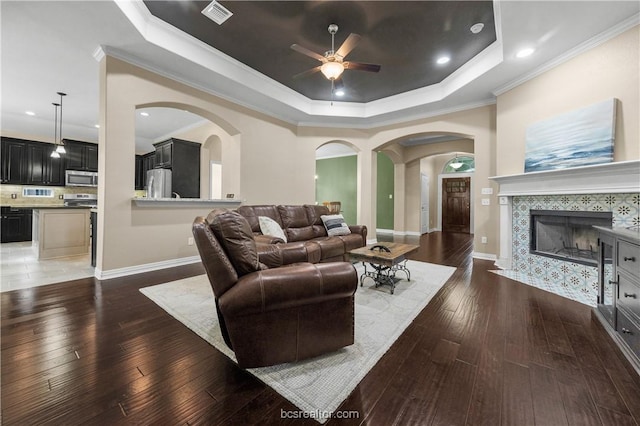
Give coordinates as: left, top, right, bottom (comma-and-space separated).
0, 184, 98, 206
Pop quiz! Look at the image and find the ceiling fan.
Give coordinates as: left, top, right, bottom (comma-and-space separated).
291, 24, 381, 98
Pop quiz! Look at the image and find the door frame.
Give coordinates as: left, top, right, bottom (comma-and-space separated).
420, 173, 430, 234
437, 172, 474, 233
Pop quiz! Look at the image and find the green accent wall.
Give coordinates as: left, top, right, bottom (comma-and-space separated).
315, 155, 357, 224
376, 152, 394, 230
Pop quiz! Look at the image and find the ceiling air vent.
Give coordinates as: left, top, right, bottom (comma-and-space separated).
201, 1, 233, 25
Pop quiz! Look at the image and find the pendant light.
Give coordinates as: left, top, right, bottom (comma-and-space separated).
55, 92, 67, 154
450, 153, 463, 170
50, 101, 61, 158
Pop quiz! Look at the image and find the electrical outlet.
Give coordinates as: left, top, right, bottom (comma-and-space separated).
481, 198, 490, 206
388, 194, 393, 199
11, 193, 17, 199
188, 237, 194, 246
481, 236, 488, 244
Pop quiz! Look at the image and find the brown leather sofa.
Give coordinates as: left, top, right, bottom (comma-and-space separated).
237, 204, 367, 267
192, 208, 358, 368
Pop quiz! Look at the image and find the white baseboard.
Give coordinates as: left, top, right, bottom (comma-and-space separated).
472, 251, 497, 261
376, 229, 394, 235
95, 255, 202, 280
388, 230, 422, 236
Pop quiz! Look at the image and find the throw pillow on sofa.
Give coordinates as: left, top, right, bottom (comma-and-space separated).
321, 214, 351, 237
258, 216, 287, 242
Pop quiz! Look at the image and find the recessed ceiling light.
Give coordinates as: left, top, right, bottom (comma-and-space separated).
516, 48, 535, 58
335, 89, 345, 97
25, 111, 35, 116
436, 56, 450, 65
94, 124, 100, 128
470, 23, 484, 34
140, 112, 149, 117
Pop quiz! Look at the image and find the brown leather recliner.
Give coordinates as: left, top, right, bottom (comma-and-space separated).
192, 208, 358, 368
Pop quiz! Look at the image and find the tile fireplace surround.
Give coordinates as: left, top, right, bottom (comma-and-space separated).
491, 161, 640, 306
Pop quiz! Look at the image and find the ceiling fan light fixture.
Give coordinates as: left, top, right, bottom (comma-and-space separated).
321, 61, 344, 80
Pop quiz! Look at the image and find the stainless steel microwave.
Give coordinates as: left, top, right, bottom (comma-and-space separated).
65, 170, 98, 187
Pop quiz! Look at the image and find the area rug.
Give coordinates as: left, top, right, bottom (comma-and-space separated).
140, 260, 455, 422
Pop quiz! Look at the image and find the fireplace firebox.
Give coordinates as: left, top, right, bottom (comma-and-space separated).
530, 210, 612, 266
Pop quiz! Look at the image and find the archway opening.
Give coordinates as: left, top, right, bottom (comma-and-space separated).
315, 142, 358, 224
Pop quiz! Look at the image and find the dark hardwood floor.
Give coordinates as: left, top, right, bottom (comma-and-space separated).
2, 232, 640, 425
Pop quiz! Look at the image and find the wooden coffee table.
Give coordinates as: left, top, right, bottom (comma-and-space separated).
349, 242, 419, 294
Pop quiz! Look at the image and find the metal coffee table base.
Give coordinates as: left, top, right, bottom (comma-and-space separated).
360, 260, 411, 294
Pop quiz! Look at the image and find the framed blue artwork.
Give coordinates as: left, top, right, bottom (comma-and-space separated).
524, 98, 616, 173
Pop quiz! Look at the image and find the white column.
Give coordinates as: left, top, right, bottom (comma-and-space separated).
357, 150, 377, 244
393, 163, 406, 234
495, 195, 513, 269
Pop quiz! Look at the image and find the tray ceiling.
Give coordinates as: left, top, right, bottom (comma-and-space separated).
143, 1, 496, 103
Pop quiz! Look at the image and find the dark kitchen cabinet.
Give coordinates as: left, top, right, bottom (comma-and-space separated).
1, 207, 33, 243
1, 137, 64, 186
154, 142, 173, 169
26, 142, 65, 186
152, 138, 200, 198
65, 139, 98, 172
142, 152, 155, 188
1, 137, 28, 184
134, 155, 144, 190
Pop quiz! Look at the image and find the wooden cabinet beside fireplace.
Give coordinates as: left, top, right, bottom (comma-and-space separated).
594, 226, 640, 374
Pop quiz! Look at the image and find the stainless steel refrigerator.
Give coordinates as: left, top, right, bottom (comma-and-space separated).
146, 169, 172, 198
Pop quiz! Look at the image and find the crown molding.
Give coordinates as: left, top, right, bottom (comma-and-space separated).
493, 13, 640, 96
297, 98, 497, 130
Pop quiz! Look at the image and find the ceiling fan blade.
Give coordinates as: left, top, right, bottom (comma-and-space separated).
336, 33, 361, 58
293, 65, 322, 79
343, 62, 381, 72
291, 44, 325, 62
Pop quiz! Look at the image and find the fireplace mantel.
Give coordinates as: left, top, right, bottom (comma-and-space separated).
490, 160, 640, 196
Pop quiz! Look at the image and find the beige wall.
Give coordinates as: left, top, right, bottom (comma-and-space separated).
98, 56, 499, 272
98, 57, 321, 272
496, 26, 639, 175
98, 24, 636, 272
369, 107, 497, 255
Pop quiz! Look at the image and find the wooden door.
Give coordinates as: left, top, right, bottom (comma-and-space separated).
442, 177, 470, 233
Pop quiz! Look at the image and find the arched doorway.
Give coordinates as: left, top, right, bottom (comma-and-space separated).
315, 141, 358, 224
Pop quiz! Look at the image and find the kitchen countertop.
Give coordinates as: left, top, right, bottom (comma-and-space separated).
131, 198, 242, 207
1, 205, 94, 209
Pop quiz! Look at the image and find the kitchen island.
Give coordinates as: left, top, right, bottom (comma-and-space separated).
32, 206, 92, 260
